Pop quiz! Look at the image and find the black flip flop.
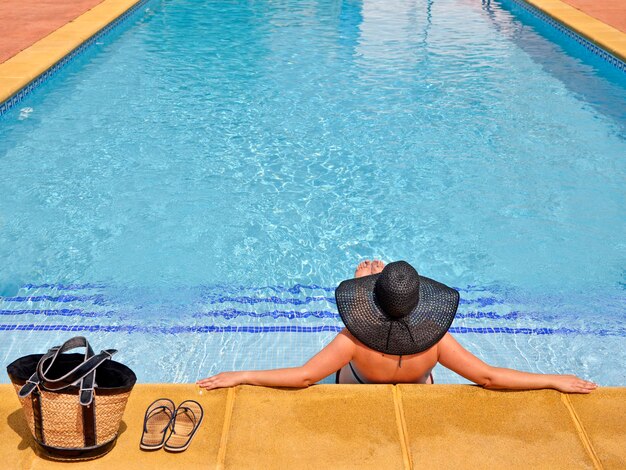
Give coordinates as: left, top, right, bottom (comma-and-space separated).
164, 400, 204, 452
140, 398, 175, 450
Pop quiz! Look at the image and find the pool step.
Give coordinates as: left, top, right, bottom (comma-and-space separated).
0, 283, 624, 338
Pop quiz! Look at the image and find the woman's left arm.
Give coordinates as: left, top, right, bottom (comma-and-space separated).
437, 333, 597, 393
197, 329, 355, 390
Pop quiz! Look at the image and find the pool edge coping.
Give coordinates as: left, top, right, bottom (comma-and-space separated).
0, 0, 143, 105
1, 383, 624, 468
520, 0, 626, 62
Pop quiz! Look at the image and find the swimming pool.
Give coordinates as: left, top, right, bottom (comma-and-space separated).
0, 0, 624, 385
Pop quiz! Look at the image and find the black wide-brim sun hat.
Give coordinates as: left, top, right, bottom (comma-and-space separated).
335, 261, 460, 356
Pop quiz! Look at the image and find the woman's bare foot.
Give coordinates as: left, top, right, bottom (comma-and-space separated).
371, 260, 386, 274
354, 260, 372, 278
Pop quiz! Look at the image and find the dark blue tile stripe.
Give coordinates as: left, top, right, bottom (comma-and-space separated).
459, 297, 505, 307
0, 324, 343, 334
457, 311, 532, 320
0, 308, 570, 322
450, 326, 626, 336
0, 309, 109, 317
0, 295, 106, 304
22, 283, 107, 290
191, 309, 339, 320
0, 323, 624, 337
202, 295, 337, 305
21, 283, 339, 293
20, 283, 488, 293
0, 293, 509, 309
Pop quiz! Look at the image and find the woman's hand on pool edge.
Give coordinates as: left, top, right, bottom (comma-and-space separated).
197, 371, 245, 390
195, 334, 354, 390
551, 375, 598, 394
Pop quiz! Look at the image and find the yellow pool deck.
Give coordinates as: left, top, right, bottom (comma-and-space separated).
1, 383, 625, 469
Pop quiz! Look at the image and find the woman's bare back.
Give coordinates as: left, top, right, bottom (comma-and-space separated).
341, 329, 438, 384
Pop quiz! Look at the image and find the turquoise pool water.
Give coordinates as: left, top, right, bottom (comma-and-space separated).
0, 0, 624, 385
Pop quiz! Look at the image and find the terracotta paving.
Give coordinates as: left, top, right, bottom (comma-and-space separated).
561, 0, 626, 33
560, 0, 626, 34
0, 0, 104, 63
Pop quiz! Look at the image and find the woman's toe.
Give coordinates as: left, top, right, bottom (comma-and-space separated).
371, 260, 386, 274
354, 260, 372, 278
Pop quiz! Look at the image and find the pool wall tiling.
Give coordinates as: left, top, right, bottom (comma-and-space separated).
0, 0, 626, 119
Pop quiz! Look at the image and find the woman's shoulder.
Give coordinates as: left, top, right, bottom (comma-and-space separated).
328, 328, 358, 353
339, 328, 369, 351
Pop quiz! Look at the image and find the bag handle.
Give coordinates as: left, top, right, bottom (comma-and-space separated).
18, 336, 117, 406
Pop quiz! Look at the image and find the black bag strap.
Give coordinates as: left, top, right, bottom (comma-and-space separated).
18, 336, 117, 405
39, 337, 94, 400
18, 344, 63, 399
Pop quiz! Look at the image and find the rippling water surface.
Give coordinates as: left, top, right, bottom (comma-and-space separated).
0, 0, 624, 384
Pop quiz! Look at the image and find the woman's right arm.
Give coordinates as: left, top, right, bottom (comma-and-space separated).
437, 333, 597, 393
197, 329, 355, 390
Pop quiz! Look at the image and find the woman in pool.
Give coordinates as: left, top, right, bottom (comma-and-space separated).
197, 260, 597, 394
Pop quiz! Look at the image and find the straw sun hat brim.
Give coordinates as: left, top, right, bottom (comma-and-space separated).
335, 274, 460, 356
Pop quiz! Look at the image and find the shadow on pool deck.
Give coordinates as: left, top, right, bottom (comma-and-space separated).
1, 383, 624, 469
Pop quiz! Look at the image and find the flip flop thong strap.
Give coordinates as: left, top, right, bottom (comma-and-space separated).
143, 405, 175, 434
171, 406, 198, 436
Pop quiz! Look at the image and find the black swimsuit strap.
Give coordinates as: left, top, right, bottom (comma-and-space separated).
348, 361, 366, 384
335, 362, 366, 384
337, 363, 434, 385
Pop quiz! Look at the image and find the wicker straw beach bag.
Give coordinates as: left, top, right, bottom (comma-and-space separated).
6, 336, 136, 460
